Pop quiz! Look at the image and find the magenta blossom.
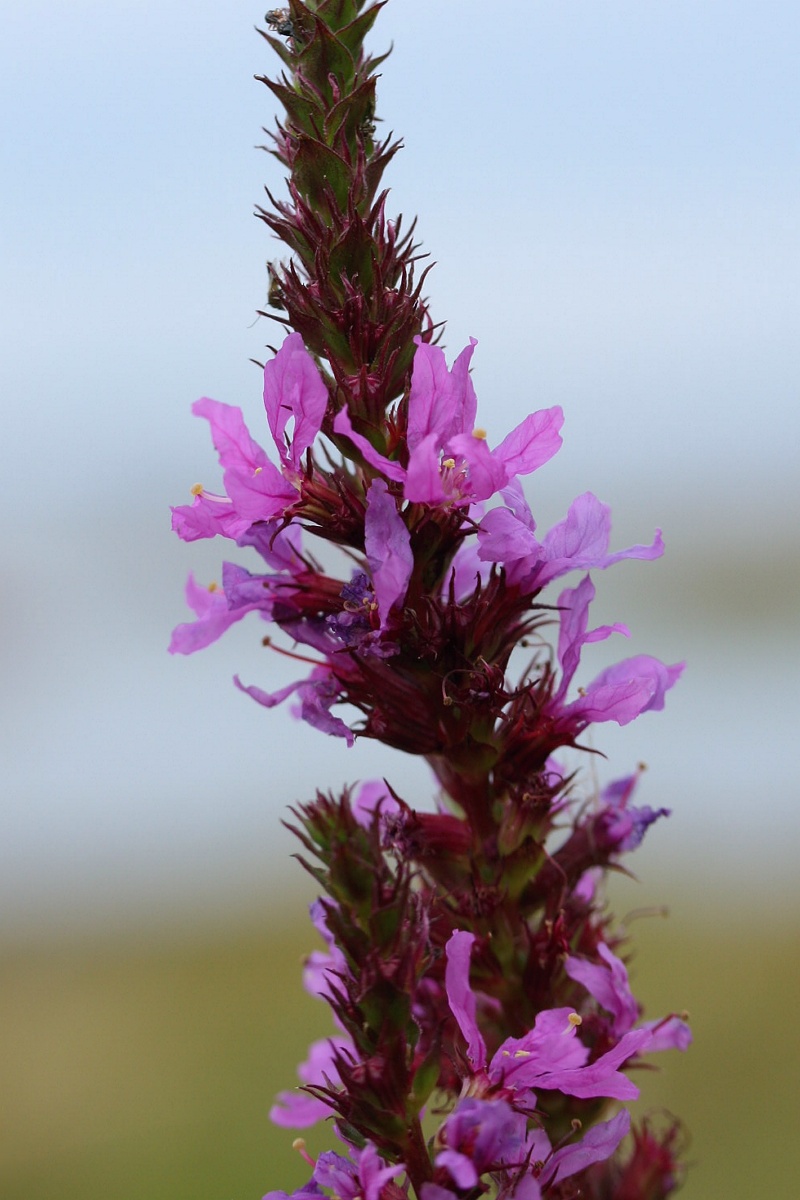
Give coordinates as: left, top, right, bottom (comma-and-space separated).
168, 572, 265, 655
565, 942, 692, 1052
544, 574, 684, 731
269, 1033, 351, 1128
422, 1102, 630, 1200
510, 1109, 632, 1198
303, 898, 350, 1003
431, 1096, 526, 1189
446, 931, 666, 1103
477, 482, 663, 591
264, 1141, 404, 1200
364, 478, 413, 627
172, 334, 327, 544
264, 331, 329, 471
170, 544, 307, 655
350, 780, 401, 828
597, 770, 672, 852
234, 668, 356, 746
551, 574, 630, 704
334, 339, 564, 506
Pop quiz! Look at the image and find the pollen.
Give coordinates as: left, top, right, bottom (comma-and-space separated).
472, 427, 487, 440
207, 582, 219, 593
190, 483, 204, 496
254, 466, 263, 475
442, 456, 456, 469
567, 1012, 582, 1030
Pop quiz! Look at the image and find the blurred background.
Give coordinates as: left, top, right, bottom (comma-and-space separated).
2, 0, 798, 1196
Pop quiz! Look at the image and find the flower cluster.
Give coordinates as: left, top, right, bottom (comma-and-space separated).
172, 3, 690, 1197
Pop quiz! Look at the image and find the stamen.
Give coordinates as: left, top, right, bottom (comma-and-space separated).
190, 483, 204, 496
207, 582, 219, 593
566, 1012, 582, 1031
254, 466, 263, 475
472, 427, 487, 440
261, 639, 326, 667
442, 456, 456, 469
292, 1137, 316, 1167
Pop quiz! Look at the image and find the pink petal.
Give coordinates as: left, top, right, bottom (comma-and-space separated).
407, 339, 478, 451
445, 931, 487, 1070
333, 407, 406, 481
493, 406, 564, 478
364, 479, 413, 625
263, 332, 329, 470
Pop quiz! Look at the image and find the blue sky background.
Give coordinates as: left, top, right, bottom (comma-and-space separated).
2, 0, 798, 930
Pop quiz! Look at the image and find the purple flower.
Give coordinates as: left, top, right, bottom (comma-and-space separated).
351, 780, 401, 828
313, 1143, 405, 1200
551, 575, 630, 704
564, 943, 639, 1037
434, 1096, 526, 1189
168, 572, 263, 655
529, 1109, 631, 1190
263, 331, 329, 472
263, 1184, 325, 1200
237, 518, 306, 569
172, 334, 328, 545
303, 899, 349, 1003
445, 931, 655, 1103
477, 484, 663, 591
364, 479, 413, 626
526, 573, 685, 735
264, 1142, 404, 1200
171, 397, 296, 542
598, 771, 672, 853
269, 1034, 351, 1128
566, 942, 692, 1053
234, 668, 356, 746
169, 524, 309, 655
427, 1101, 630, 1199
334, 340, 563, 506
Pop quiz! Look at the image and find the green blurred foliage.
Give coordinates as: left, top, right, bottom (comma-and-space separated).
2, 890, 798, 1199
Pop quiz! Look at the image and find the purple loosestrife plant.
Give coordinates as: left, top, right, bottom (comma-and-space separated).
171, 4, 691, 1197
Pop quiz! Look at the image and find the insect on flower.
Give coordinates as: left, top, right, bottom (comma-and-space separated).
266, 263, 285, 310
265, 9, 296, 41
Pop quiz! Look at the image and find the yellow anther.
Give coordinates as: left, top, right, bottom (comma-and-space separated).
442, 457, 456, 469
190, 483, 204, 496
254, 466, 263, 475
472, 427, 487, 440
567, 1012, 582, 1030
513, 1049, 531, 1059
207, 582, 219, 593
